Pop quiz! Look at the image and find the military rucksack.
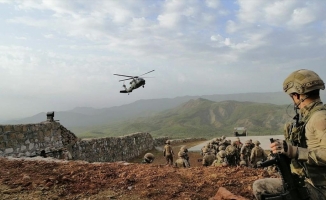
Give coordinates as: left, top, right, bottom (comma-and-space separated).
225, 145, 237, 156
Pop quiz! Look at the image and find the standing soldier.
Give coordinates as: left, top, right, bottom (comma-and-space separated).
250, 140, 267, 168
253, 69, 326, 200
163, 140, 174, 165
240, 140, 251, 167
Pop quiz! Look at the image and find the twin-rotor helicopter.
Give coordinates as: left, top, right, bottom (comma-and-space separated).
113, 70, 155, 94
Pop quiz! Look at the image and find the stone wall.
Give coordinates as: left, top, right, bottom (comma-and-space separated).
154, 137, 206, 147
0, 122, 154, 162
0, 122, 76, 158
72, 132, 154, 162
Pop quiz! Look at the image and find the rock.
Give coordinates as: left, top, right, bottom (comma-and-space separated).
209, 187, 249, 200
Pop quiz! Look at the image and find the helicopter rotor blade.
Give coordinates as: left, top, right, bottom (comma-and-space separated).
113, 73, 134, 78
119, 77, 134, 82
138, 70, 155, 77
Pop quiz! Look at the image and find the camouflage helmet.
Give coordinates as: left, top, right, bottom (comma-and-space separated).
218, 150, 226, 158
218, 145, 226, 151
283, 69, 325, 95
165, 140, 170, 144
202, 147, 208, 153
245, 140, 251, 145
221, 135, 226, 140
180, 146, 188, 152
240, 160, 246, 166
254, 140, 260, 145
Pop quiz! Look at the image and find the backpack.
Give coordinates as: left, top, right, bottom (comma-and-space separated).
225, 145, 237, 156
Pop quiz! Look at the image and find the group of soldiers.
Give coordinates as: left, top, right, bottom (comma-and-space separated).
142, 139, 190, 167
200, 136, 268, 168
143, 137, 268, 169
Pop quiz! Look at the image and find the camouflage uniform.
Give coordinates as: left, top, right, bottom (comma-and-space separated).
200, 146, 207, 156
212, 150, 228, 167
142, 152, 155, 163
240, 140, 251, 167
175, 146, 190, 168
253, 69, 326, 200
61, 148, 72, 160
202, 152, 215, 166
250, 141, 267, 168
163, 140, 174, 165
225, 143, 239, 166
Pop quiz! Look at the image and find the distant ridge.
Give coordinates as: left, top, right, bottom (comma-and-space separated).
4, 91, 325, 133
77, 99, 294, 139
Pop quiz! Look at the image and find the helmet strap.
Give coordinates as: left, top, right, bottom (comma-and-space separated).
294, 94, 308, 109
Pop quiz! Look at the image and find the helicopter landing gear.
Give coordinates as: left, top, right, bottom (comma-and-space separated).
142, 85, 144, 88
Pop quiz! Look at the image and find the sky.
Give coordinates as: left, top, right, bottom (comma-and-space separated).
0, 0, 326, 120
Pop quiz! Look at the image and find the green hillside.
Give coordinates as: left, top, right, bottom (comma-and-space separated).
77, 99, 295, 139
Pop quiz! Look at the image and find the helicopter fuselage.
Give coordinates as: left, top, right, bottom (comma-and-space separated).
120, 78, 145, 93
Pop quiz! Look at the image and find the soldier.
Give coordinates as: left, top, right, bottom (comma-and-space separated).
225, 142, 239, 166
250, 140, 267, 168
142, 152, 155, 163
248, 139, 255, 151
234, 137, 243, 150
202, 151, 216, 166
200, 145, 207, 156
240, 140, 251, 167
176, 146, 190, 168
163, 140, 174, 165
253, 69, 326, 200
212, 150, 228, 167
175, 146, 190, 168
62, 148, 72, 160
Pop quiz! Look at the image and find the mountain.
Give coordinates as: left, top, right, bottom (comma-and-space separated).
5, 91, 320, 132
3, 92, 286, 125
77, 98, 294, 139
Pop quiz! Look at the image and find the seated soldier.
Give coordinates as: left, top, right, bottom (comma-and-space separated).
177, 146, 190, 168
212, 150, 228, 167
142, 153, 155, 163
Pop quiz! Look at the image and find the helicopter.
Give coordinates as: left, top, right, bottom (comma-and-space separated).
113, 70, 155, 94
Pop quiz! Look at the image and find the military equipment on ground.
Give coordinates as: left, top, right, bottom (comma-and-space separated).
113, 70, 155, 94
234, 127, 247, 137
260, 138, 309, 200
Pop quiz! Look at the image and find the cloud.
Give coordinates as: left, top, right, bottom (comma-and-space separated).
0, 0, 326, 119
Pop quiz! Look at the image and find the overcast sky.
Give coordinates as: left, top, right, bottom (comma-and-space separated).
0, 0, 326, 120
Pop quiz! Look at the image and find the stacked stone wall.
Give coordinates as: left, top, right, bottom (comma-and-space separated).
72, 132, 154, 162
0, 122, 67, 157
154, 137, 206, 147
0, 122, 155, 162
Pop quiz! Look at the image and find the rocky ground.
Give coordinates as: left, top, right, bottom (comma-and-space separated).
0, 141, 277, 200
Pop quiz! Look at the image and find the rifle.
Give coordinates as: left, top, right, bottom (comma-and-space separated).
259, 138, 309, 200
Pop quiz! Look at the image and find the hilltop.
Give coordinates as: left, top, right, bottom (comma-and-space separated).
0, 140, 274, 200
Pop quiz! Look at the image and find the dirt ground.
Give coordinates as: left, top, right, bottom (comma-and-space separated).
0, 141, 277, 200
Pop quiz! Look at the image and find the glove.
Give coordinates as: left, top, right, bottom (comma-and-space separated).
270, 139, 298, 158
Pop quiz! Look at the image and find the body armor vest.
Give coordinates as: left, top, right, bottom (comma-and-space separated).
288, 104, 326, 186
